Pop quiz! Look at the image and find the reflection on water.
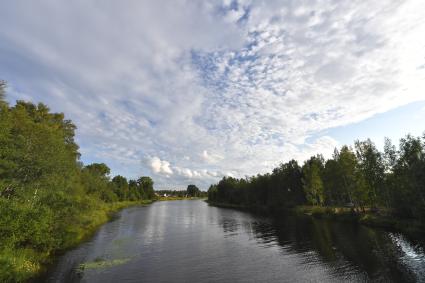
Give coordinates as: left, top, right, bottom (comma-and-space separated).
250, 215, 419, 282
37, 200, 425, 283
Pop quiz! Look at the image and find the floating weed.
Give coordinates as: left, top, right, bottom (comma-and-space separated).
76, 258, 131, 273
112, 237, 132, 247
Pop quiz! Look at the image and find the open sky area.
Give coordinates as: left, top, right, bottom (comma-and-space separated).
1, 0, 425, 189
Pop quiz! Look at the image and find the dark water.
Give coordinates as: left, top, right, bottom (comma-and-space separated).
39, 200, 425, 282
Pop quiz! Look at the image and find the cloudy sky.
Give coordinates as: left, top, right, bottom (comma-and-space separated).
1, 0, 425, 189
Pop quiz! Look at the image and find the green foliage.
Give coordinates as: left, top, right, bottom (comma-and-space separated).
355, 139, 385, 207
0, 248, 42, 282
302, 155, 325, 206
0, 84, 155, 282
208, 159, 305, 209
187, 184, 201, 197
0, 199, 55, 251
112, 175, 129, 200
208, 133, 425, 224
85, 163, 110, 177
81, 164, 117, 202
389, 135, 425, 220
137, 176, 155, 199
207, 184, 218, 201
335, 146, 358, 204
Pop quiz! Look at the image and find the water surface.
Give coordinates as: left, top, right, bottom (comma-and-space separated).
39, 200, 425, 282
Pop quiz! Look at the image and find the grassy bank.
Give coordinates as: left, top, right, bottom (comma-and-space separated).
207, 201, 425, 238
0, 200, 152, 283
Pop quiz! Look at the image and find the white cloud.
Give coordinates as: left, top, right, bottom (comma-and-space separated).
1, 0, 424, 189
201, 150, 223, 164
149, 157, 173, 175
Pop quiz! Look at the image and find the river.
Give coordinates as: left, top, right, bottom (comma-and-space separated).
38, 200, 425, 282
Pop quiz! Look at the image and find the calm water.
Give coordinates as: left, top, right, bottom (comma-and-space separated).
38, 200, 425, 282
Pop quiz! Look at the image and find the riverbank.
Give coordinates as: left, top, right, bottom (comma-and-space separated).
295, 205, 425, 237
206, 201, 425, 238
1, 200, 153, 283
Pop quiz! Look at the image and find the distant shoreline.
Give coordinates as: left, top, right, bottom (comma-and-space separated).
158, 196, 207, 201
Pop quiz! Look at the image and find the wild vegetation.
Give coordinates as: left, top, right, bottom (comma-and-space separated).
0, 81, 155, 282
208, 132, 425, 228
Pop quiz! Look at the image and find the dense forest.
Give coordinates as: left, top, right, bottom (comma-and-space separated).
0, 81, 155, 282
208, 133, 425, 223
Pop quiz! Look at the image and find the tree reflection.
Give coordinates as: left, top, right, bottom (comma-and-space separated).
226, 212, 420, 282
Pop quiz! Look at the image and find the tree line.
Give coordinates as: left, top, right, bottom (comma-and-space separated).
208, 135, 425, 222
156, 184, 207, 198
0, 81, 154, 281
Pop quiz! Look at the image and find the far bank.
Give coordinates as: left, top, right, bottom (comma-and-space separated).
206, 201, 425, 239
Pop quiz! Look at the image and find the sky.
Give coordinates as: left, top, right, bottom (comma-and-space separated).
1, 0, 425, 190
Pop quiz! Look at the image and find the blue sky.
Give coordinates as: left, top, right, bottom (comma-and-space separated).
1, 0, 425, 189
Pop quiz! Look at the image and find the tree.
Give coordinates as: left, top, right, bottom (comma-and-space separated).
82, 163, 116, 202
128, 179, 141, 200
354, 139, 385, 207
391, 135, 425, 219
335, 146, 358, 206
84, 163, 110, 177
207, 184, 218, 201
187, 184, 201, 197
322, 159, 342, 205
138, 176, 155, 199
112, 175, 129, 200
302, 155, 325, 206
381, 137, 398, 209
270, 160, 304, 208
383, 137, 397, 172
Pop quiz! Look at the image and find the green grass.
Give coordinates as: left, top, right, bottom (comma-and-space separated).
0, 248, 45, 283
